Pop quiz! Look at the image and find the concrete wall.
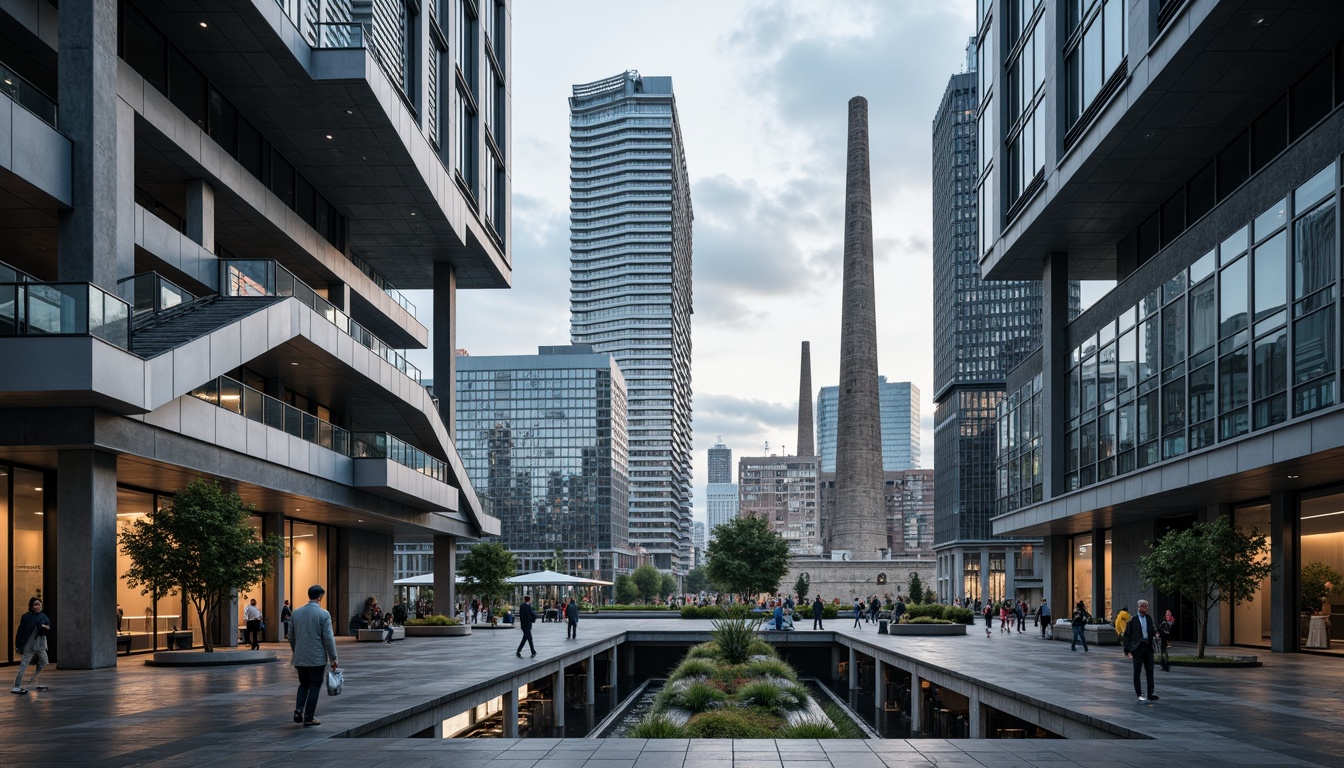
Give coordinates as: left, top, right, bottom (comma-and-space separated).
337, 527, 395, 628
785, 558, 937, 603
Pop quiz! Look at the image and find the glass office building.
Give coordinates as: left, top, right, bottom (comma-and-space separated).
816, 378, 920, 472
568, 71, 695, 576
980, 0, 1344, 652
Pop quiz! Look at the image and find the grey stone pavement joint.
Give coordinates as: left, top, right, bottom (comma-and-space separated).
0, 619, 1339, 766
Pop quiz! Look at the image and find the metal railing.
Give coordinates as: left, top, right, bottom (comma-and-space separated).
0, 281, 130, 348
0, 60, 57, 128
348, 251, 416, 316
117, 272, 195, 316
220, 259, 422, 382
189, 375, 448, 484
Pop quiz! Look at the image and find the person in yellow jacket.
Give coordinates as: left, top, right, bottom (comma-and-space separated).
1115, 606, 1132, 638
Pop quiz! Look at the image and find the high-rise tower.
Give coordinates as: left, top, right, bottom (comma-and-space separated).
831, 97, 887, 558
797, 342, 815, 457
708, 440, 732, 484
569, 71, 695, 575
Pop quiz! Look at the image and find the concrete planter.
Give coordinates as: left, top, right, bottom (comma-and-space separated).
404, 625, 471, 637
1084, 626, 1119, 645
887, 623, 968, 636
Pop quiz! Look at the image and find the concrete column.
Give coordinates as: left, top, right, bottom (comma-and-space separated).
185, 179, 216, 253
1048, 534, 1069, 615
624, 645, 636, 677
262, 512, 285, 642
54, 450, 119, 668
952, 550, 964, 603
968, 691, 984, 738
433, 262, 458, 433
1270, 489, 1297, 653
553, 668, 565, 728
874, 658, 883, 711
57, 1, 131, 290
831, 645, 841, 680
1092, 528, 1106, 617
848, 646, 857, 689
1203, 504, 1234, 645
1041, 251, 1071, 499
586, 655, 596, 705
609, 649, 618, 691
433, 534, 457, 618
980, 550, 991, 603
503, 687, 519, 738
909, 672, 923, 735
1005, 548, 1017, 606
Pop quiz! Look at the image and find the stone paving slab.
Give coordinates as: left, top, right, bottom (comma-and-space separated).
0, 618, 1340, 766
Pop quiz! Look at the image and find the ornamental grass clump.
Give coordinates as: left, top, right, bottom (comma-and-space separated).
686, 641, 719, 660
684, 707, 779, 738
667, 658, 718, 682
627, 715, 687, 738
744, 658, 797, 682
779, 721, 841, 739
710, 616, 762, 664
736, 679, 786, 711
746, 638, 776, 658
663, 680, 728, 713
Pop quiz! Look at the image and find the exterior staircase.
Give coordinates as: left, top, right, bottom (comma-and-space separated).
130, 296, 281, 358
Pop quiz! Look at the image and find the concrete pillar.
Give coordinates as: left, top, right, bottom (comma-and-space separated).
874, 658, 883, 711
1005, 548, 1017, 606
848, 646, 857, 689
433, 262, 458, 433
433, 534, 457, 618
909, 672, 923, 735
1092, 528, 1106, 617
262, 512, 286, 642
553, 668, 565, 728
1041, 251, 1070, 499
54, 450, 119, 668
952, 550, 964, 603
586, 655, 596, 705
624, 644, 636, 677
980, 550, 991, 604
831, 645, 841, 680
58, 1, 132, 290
503, 687, 519, 738
1048, 534, 1069, 615
1204, 504, 1234, 645
185, 179, 216, 253
609, 649, 618, 690
968, 691, 984, 738
1270, 489, 1297, 653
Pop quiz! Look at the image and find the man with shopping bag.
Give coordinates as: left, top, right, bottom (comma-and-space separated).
289, 584, 339, 727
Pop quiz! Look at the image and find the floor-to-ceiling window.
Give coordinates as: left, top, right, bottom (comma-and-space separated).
286, 519, 333, 622
1070, 532, 1094, 614
11, 468, 44, 664
237, 514, 266, 643
1232, 502, 1272, 647
1103, 533, 1112, 620
1299, 489, 1344, 654
115, 488, 186, 651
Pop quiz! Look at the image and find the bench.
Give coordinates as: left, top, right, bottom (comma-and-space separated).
117, 634, 133, 655
357, 626, 405, 642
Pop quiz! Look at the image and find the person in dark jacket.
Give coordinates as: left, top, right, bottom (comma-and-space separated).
812, 596, 826, 630
12, 597, 51, 694
280, 600, 293, 640
1071, 601, 1091, 652
868, 596, 880, 623
565, 598, 579, 639
516, 595, 537, 657
1123, 599, 1161, 702
894, 597, 906, 623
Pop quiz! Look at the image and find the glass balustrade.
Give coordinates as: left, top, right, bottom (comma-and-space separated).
0, 281, 130, 348
1, 60, 58, 128
189, 375, 448, 483
117, 272, 195, 316
220, 259, 422, 382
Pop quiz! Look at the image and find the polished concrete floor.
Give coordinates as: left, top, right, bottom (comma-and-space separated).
0, 618, 1339, 766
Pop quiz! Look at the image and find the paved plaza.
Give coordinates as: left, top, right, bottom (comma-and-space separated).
1, 618, 1341, 766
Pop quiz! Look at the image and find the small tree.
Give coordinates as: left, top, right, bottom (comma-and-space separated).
614, 574, 640, 604
549, 545, 566, 574
907, 573, 925, 605
659, 573, 678, 600
705, 515, 791, 600
119, 479, 283, 652
794, 573, 811, 603
631, 564, 662, 604
1301, 562, 1343, 613
686, 567, 709, 595
1139, 516, 1276, 658
459, 541, 517, 610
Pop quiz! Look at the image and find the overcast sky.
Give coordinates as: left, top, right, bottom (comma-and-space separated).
407, 1, 1102, 526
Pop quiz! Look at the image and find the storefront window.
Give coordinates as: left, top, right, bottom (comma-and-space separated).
1299, 490, 1344, 652
116, 488, 188, 651
1071, 532, 1094, 614
1232, 502, 1272, 647
286, 520, 331, 617
989, 555, 1006, 603
0, 468, 9, 662
12, 469, 44, 663
238, 515, 265, 637
1103, 534, 1112, 620
963, 556, 980, 603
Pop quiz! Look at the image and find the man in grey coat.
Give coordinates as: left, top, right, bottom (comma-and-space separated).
289, 584, 339, 726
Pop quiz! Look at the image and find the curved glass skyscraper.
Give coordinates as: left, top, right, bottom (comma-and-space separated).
569, 71, 694, 576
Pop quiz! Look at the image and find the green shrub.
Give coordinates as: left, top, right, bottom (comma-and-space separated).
685, 707, 781, 738
404, 615, 461, 626
627, 715, 687, 738
712, 664, 747, 692
668, 681, 728, 713
725, 604, 753, 619
743, 658, 797, 682
686, 641, 719, 660
792, 604, 840, 620
944, 607, 975, 624
903, 603, 946, 620
746, 638, 776, 658
681, 605, 727, 619
668, 658, 718, 681
779, 721, 841, 739
902, 616, 953, 625
711, 616, 762, 664
737, 680, 786, 711
822, 702, 865, 739
600, 604, 678, 611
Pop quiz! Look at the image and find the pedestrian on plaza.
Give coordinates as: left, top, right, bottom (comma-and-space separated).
1037, 599, 1051, 637
1016, 600, 1027, 632
999, 602, 1010, 634
244, 598, 263, 649
516, 595, 537, 657
869, 596, 880, 624
774, 602, 785, 631
11, 597, 51, 695
813, 596, 826, 630
1158, 609, 1175, 672
852, 598, 863, 629
565, 597, 579, 639
289, 584, 338, 727
1114, 605, 1132, 641
983, 601, 993, 637
784, 594, 794, 612
1122, 599, 1161, 702
1070, 601, 1090, 652
894, 597, 906, 623
280, 600, 293, 641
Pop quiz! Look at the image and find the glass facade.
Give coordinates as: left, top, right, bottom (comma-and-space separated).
568, 72, 694, 574
707, 441, 732, 484
5, 466, 44, 665
995, 375, 1043, 515
817, 378, 920, 473
1062, 0, 1127, 138
455, 351, 630, 576
1050, 160, 1339, 498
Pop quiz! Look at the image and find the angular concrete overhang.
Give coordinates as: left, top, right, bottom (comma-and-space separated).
121, 64, 427, 349
984, 0, 1344, 281
0, 91, 69, 277
130, 0, 510, 290
992, 406, 1344, 537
